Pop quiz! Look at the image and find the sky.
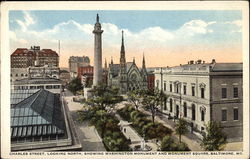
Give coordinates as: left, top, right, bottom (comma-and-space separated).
9, 10, 242, 68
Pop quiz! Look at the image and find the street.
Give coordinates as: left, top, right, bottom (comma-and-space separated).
63, 89, 106, 151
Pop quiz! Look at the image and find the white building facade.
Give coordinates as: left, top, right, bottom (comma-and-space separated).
154, 60, 243, 141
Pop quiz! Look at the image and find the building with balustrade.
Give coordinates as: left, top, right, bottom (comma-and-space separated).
154, 59, 243, 141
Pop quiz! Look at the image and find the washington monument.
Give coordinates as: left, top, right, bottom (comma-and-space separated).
93, 14, 103, 86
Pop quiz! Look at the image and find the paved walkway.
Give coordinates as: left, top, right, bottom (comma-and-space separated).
116, 115, 142, 144
64, 95, 106, 151
116, 101, 202, 151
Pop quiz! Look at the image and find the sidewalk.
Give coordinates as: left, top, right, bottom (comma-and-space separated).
64, 96, 106, 151
139, 108, 203, 151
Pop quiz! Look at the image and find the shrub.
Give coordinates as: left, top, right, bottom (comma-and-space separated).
161, 135, 176, 151
130, 110, 139, 121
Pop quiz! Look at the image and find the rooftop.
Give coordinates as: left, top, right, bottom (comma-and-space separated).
154, 59, 242, 74
11, 89, 66, 138
11, 47, 58, 57
13, 77, 62, 85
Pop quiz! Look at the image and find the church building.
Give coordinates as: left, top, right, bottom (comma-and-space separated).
108, 31, 148, 94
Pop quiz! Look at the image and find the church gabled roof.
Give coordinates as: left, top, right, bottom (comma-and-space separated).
126, 62, 134, 72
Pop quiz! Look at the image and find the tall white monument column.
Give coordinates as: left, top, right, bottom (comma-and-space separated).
92, 14, 104, 86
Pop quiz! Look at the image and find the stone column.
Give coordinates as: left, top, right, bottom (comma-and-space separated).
93, 14, 103, 86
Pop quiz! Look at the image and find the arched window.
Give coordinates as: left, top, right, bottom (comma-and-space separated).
170, 98, 173, 112
192, 104, 196, 120
199, 83, 206, 99
183, 102, 187, 117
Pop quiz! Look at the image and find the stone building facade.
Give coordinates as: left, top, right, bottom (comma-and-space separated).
11, 46, 59, 68
11, 66, 60, 82
154, 60, 243, 141
108, 31, 148, 94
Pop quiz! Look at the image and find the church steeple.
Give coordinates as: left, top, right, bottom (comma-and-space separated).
142, 52, 146, 69
119, 30, 127, 94
120, 30, 126, 64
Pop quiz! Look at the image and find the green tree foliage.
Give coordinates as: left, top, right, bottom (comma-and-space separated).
161, 135, 190, 151
201, 121, 227, 151
127, 90, 143, 110
87, 84, 123, 110
140, 89, 162, 123
175, 118, 189, 143
117, 106, 172, 140
68, 77, 83, 95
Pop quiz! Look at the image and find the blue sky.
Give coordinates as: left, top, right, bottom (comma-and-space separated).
9, 10, 242, 67
10, 10, 242, 32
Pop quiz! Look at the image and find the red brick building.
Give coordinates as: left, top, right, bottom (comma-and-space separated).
11, 46, 59, 68
147, 73, 155, 90
77, 66, 108, 87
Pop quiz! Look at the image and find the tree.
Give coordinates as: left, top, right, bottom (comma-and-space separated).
201, 121, 227, 151
87, 84, 123, 110
161, 135, 176, 151
68, 77, 83, 95
175, 118, 188, 143
127, 90, 142, 110
161, 135, 190, 151
140, 89, 161, 123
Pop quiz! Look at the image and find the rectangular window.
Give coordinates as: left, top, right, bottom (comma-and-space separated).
170, 84, 172, 92
233, 108, 238, 120
192, 86, 195, 96
176, 84, 179, 93
201, 88, 205, 98
222, 88, 227, 99
46, 85, 53, 89
221, 109, 227, 121
183, 85, 186, 95
233, 87, 238, 98
164, 82, 166, 91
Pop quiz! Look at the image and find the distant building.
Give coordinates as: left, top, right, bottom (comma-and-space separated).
60, 70, 70, 86
11, 46, 59, 68
68, 56, 90, 79
77, 66, 94, 78
108, 31, 148, 94
12, 78, 62, 94
154, 59, 243, 141
11, 66, 60, 83
10, 89, 81, 151
146, 68, 157, 90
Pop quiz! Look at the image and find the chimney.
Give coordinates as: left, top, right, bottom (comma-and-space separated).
190, 60, 194, 64
203, 61, 205, 64
197, 59, 202, 64
188, 61, 190, 64
211, 59, 216, 64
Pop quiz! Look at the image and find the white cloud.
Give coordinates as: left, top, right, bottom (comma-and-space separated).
176, 20, 214, 36
10, 17, 242, 55
16, 11, 36, 32
9, 31, 28, 44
